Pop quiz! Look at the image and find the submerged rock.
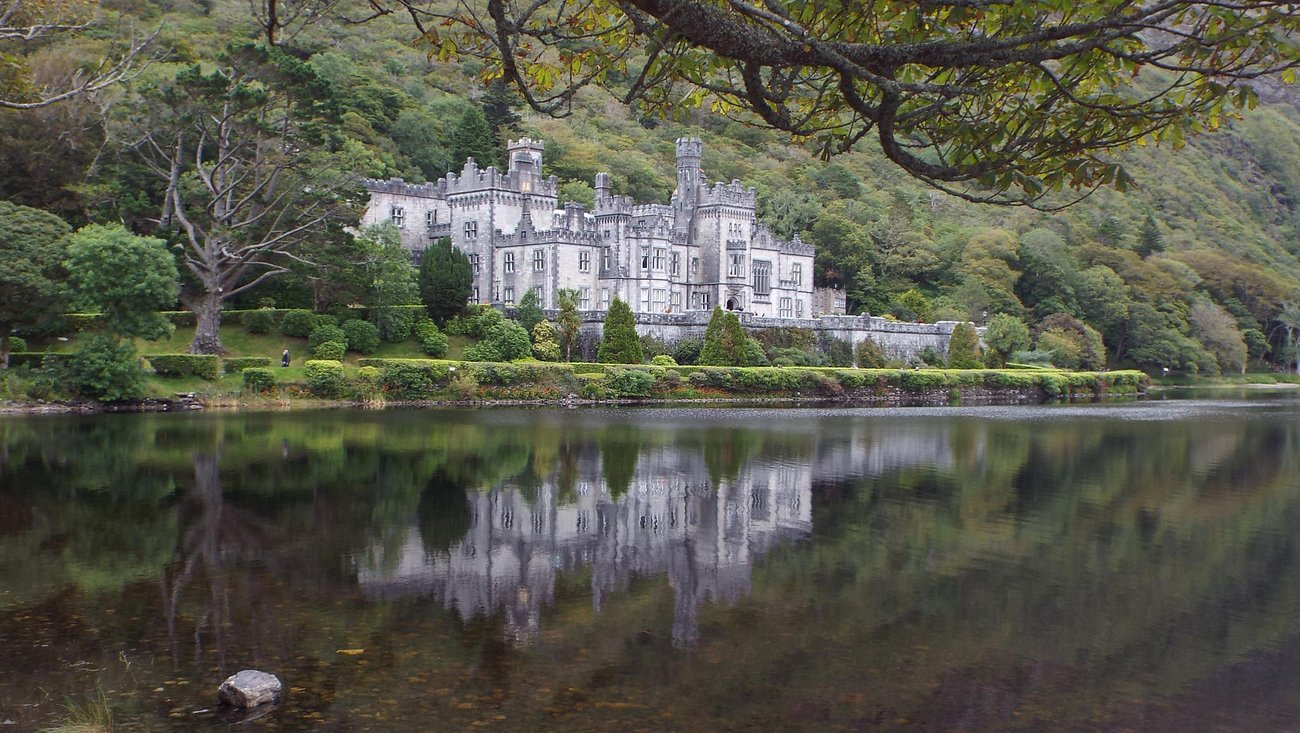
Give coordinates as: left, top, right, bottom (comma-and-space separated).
217, 670, 282, 708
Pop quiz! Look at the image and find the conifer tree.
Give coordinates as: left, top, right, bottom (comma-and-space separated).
597, 297, 642, 364
946, 322, 983, 369
450, 107, 498, 169
418, 236, 472, 325
1137, 213, 1167, 257
516, 287, 543, 334
699, 307, 746, 366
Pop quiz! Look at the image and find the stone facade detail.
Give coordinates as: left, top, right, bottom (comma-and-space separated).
362, 137, 815, 318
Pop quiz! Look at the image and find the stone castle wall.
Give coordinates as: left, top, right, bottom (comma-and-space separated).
557, 309, 970, 363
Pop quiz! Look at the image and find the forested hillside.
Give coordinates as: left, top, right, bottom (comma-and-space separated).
3, 0, 1300, 374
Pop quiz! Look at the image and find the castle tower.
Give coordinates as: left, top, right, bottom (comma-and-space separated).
673, 137, 703, 216
508, 138, 546, 184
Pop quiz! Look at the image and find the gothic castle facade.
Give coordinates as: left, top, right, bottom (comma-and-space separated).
362, 137, 816, 318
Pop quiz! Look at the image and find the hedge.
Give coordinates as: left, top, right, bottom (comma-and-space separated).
223, 356, 272, 374
145, 354, 220, 380
304, 360, 346, 398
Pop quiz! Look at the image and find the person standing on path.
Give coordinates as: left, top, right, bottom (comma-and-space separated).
281, 349, 290, 367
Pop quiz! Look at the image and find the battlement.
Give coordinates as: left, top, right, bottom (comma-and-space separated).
779, 233, 815, 255
441, 157, 559, 197
701, 179, 757, 208
363, 177, 442, 199
675, 137, 703, 163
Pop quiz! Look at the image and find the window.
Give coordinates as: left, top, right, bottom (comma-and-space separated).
533, 248, 545, 272
728, 253, 745, 277
579, 250, 590, 272
795, 298, 804, 318
579, 287, 591, 309
727, 221, 744, 240
463, 220, 478, 239
691, 257, 699, 275
601, 247, 611, 271
779, 297, 793, 318
469, 254, 481, 274
652, 288, 666, 313
753, 260, 771, 296
425, 210, 437, 227
640, 287, 651, 312
503, 252, 515, 273
641, 249, 650, 269
504, 286, 515, 303
695, 292, 710, 310
791, 262, 802, 286
652, 248, 666, 271
472, 286, 479, 302
670, 291, 682, 312
391, 206, 405, 227
671, 251, 681, 277
600, 288, 610, 308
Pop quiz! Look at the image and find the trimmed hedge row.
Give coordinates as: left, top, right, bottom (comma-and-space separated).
5, 352, 72, 369
223, 356, 272, 373
145, 354, 220, 380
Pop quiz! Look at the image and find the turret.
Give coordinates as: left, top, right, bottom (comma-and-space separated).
673, 137, 703, 212
507, 138, 545, 179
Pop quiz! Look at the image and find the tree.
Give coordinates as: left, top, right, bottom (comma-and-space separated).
699, 307, 746, 367
516, 287, 544, 334
481, 79, 521, 158
0, 201, 69, 368
1188, 300, 1246, 375
556, 288, 581, 361
131, 43, 358, 354
1136, 213, 1167, 257
354, 223, 418, 325
410, 0, 1300, 205
418, 236, 472, 324
1, 0, 156, 110
946, 323, 982, 369
531, 321, 561, 361
597, 297, 642, 364
64, 224, 179, 340
449, 106, 497, 170
983, 314, 1031, 368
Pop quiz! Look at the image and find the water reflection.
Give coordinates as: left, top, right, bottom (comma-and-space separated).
359, 449, 813, 646
1, 399, 1299, 732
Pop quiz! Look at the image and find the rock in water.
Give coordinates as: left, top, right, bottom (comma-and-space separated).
217, 670, 282, 708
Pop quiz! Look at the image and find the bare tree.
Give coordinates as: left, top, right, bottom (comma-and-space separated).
132, 44, 362, 354
0, 0, 156, 109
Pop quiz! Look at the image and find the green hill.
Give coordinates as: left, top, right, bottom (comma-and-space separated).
3, 0, 1300, 375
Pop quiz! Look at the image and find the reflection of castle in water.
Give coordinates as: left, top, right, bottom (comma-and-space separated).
358, 447, 813, 646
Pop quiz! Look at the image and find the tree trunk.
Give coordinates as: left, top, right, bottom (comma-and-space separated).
189, 291, 225, 355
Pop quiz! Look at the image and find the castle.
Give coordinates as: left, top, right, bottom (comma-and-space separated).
362, 137, 816, 318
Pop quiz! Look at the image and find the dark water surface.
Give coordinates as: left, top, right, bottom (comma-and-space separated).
2, 394, 1300, 731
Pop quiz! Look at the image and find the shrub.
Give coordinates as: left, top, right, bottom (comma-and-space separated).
354, 365, 382, 398
607, 368, 654, 397
855, 339, 886, 368
242, 367, 276, 392
651, 354, 678, 366
342, 319, 381, 354
450, 369, 479, 399
314, 340, 346, 360
244, 308, 276, 335
308, 322, 347, 351
532, 321, 561, 362
146, 353, 220, 380
743, 337, 769, 366
304, 360, 346, 398
415, 318, 449, 357
223, 356, 272, 374
372, 306, 416, 342
673, 338, 702, 366
7, 336, 26, 352
919, 346, 945, 367
699, 307, 745, 366
280, 309, 319, 338
379, 361, 446, 399
819, 335, 855, 367
67, 336, 145, 401
464, 321, 532, 362
1010, 349, 1055, 367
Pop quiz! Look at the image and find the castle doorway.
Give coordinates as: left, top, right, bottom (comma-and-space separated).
726, 297, 738, 311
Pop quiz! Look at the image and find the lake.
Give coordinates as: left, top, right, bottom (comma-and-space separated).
2, 393, 1299, 731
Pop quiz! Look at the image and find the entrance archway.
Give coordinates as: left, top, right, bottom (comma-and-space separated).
726, 297, 738, 311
